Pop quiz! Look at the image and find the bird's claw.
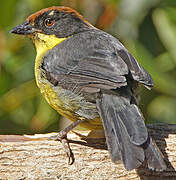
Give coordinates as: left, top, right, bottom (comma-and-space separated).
67, 147, 74, 165
48, 120, 83, 165
60, 137, 75, 165
49, 133, 75, 165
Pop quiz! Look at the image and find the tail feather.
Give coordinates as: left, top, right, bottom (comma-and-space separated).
106, 105, 145, 170
96, 92, 166, 171
144, 137, 166, 171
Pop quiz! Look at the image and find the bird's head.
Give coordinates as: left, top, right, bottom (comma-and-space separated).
11, 6, 94, 57
11, 6, 94, 38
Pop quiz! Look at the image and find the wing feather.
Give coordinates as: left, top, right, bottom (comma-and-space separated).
42, 30, 153, 91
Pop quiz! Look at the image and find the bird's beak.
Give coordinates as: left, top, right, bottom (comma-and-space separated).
10, 22, 40, 35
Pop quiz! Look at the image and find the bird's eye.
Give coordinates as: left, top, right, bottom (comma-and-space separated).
45, 18, 55, 27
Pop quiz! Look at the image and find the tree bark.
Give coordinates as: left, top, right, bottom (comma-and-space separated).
0, 123, 176, 180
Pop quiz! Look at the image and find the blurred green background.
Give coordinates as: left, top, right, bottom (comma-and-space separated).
0, 0, 176, 134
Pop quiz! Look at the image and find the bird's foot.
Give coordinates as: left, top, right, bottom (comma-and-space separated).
49, 119, 84, 165
49, 132, 74, 165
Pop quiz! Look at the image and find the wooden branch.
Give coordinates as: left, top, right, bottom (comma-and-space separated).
0, 124, 176, 179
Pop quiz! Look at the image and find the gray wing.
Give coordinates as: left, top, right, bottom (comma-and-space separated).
42, 30, 153, 92
117, 48, 153, 88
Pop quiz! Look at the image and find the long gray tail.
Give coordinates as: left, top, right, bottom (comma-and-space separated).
96, 90, 166, 171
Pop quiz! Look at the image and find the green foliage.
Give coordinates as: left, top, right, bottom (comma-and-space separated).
0, 0, 175, 134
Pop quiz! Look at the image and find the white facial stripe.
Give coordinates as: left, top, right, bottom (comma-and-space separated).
48, 11, 54, 16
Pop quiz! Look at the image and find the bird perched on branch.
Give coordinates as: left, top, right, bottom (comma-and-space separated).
11, 6, 166, 171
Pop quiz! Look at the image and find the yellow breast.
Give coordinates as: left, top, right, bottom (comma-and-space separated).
32, 33, 103, 130
32, 33, 77, 119
32, 33, 66, 87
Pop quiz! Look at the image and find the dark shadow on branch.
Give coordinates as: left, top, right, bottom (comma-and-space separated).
67, 123, 176, 179
136, 124, 176, 180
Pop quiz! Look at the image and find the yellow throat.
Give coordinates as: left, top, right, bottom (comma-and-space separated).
32, 33, 66, 59
31, 33, 66, 86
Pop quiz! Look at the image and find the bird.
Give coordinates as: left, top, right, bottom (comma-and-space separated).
11, 6, 166, 171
